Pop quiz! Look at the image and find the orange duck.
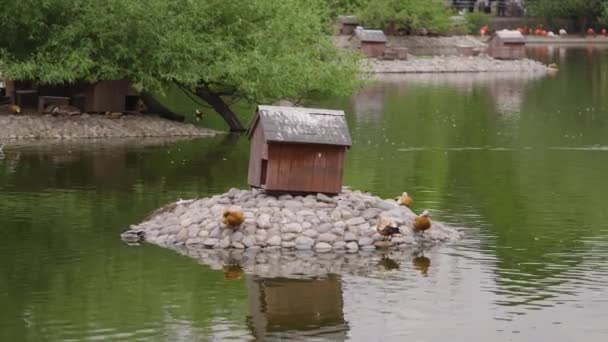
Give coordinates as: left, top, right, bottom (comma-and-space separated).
413, 210, 432, 233
223, 208, 245, 228
396, 192, 413, 207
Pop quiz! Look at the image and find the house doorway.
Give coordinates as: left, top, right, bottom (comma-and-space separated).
260, 159, 268, 186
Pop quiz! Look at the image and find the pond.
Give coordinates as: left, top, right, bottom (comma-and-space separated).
2, 47, 608, 341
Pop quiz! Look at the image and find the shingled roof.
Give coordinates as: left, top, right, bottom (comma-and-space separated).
249, 105, 352, 147
355, 28, 387, 43
492, 30, 525, 44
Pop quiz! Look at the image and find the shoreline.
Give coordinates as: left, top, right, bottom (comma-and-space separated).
0, 113, 219, 142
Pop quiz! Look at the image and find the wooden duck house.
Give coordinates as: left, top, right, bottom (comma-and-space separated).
488, 30, 526, 60
355, 28, 388, 58
247, 105, 352, 194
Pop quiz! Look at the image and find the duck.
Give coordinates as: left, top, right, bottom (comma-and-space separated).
9, 104, 21, 114
105, 111, 123, 119
120, 229, 145, 243
376, 217, 401, 239
559, 28, 567, 36
223, 208, 245, 228
413, 210, 432, 233
587, 28, 596, 37
396, 192, 413, 207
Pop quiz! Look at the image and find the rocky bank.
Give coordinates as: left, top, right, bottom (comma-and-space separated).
131, 188, 462, 252
367, 55, 554, 74
0, 113, 217, 141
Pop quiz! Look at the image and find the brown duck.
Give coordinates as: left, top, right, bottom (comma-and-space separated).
376, 217, 401, 239
223, 208, 245, 227
413, 210, 432, 232
396, 192, 413, 207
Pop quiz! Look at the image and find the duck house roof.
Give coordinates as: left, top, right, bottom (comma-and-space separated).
249, 105, 352, 147
492, 30, 525, 43
355, 29, 387, 43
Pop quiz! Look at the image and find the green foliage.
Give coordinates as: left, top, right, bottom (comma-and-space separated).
0, 0, 360, 128
464, 11, 490, 34
527, 0, 607, 28
324, 0, 363, 17
355, 0, 452, 35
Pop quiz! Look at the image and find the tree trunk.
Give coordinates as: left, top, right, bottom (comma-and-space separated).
194, 85, 245, 132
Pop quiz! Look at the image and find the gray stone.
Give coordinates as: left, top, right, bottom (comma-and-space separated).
281, 241, 296, 248
256, 213, 271, 228
295, 236, 314, 249
374, 240, 393, 248
242, 235, 257, 247
176, 229, 189, 242
219, 236, 231, 248
267, 235, 282, 246
298, 210, 316, 216
344, 232, 358, 242
358, 237, 374, 246
187, 226, 200, 238
209, 227, 222, 238
362, 208, 380, 220
375, 200, 398, 211
302, 222, 312, 230
282, 233, 297, 242
345, 217, 366, 226
317, 193, 335, 203
346, 242, 359, 251
186, 237, 203, 245
283, 200, 303, 208
372, 233, 384, 241
231, 231, 243, 243
317, 223, 333, 233
330, 209, 342, 221
203, 238, 219, 247
315, 242, 332, 250
318, 233, 337, 243
302, 229, 318, 239
333, 241, 347, 249
282, 222, 303, 234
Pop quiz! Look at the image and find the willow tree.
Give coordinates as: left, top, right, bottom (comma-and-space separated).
0, 0, 360, 131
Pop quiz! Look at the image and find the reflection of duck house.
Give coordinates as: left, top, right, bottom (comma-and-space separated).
355, 29, 388, 58
247, 105, 352, 194
336, 15, 359, 35
247, 276, 347, 340
488, 30, 526, 60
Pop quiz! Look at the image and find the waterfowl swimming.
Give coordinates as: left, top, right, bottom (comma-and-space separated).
223, 208, 245, 228
396, 192, 413, 207
376, 217, 401, 239
413, 210, 432, 232
120, 229, 145, 243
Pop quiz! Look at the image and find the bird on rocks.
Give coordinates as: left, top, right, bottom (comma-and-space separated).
376, 217, 401, 240
413, 210, 432, 233
396, 192, 413, 207
223, 208, 245, 228
120, 229, 145, 243
9, 104, 21, 114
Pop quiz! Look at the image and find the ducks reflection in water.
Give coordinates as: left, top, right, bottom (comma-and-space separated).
377, 254, 400, 271
412, 252, 431, 276
223, 263, 244, 280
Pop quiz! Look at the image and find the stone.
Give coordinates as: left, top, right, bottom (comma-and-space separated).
331, 227, 344, 236
298, 210, 316, 217
346, 242, 359, 251
256, 213, 272, 228
318, 233, 337, 243
345, 217, 366, 226
333, 241, 347, 249
315, 242, 332, 250
186, 237, 203, 245
219, 236, 231, 248
344, 232, 358, 242
341, 210, 353, 220
281, 241, 296, 248
267, 235, 281, 246
295, 236, 314, 249
358, 237, 374, 246
282, 222, 303, 234
302, 229, 318, 239
330, 209, 342, 221
203, 238, 219, 248
372, 233, 384, 241
242, 235, 257, 247
187, 226, 200, 238
374, 240, 393, 248
317, 223, 333, 233
283, 200, 303, 208
176, 229, 189, 242
282, 233, 297, 242
375, 200, 397, 211
231, 231, 243, 243
362, 208, 380, 220
317, 193, 335, 203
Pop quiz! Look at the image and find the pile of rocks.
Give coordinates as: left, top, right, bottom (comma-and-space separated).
368, 55, 554, 74
133, 188, 462, 252
0, 114, 217, 140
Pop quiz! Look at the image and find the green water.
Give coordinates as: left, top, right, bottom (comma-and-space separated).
2, 47, 608, 341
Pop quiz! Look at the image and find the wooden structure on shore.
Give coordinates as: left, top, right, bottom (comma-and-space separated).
247, 105, 351, 194
336, 15, 359, 35
488, 30, 526, 59
355, 28, 388, 58
2, 79, 140, 113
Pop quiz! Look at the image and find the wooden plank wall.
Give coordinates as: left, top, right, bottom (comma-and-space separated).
247, 124, 268, 187
266, 143, 345, 194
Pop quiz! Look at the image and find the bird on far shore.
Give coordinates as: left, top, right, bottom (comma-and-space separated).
413, 210, 432, 233
376, 217, 401, 240
396, 192, 413, 207
9, 104, 21, 114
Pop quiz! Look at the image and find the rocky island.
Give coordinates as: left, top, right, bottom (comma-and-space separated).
130, 188, 462, 253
